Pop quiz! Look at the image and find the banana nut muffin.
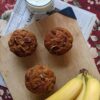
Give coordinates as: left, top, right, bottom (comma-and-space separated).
25, 65, 56, 95
8, 29, 37, 57
44, 27, 73, 55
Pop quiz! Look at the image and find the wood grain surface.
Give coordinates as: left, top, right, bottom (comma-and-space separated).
0, 13, 99, 100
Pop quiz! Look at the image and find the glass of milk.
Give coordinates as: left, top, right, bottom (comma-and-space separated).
25, 0, 54, 14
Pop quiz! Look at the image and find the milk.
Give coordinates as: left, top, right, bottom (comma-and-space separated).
26, 0, 54, 20
26, 0, 52, 6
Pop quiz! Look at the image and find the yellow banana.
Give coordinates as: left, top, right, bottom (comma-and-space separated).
46, 74, 83, 100
76, 76, 86, 100
83, 74, 100, 100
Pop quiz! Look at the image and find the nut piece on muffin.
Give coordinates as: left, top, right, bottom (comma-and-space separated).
44, 27, 73, 55
8, 29, 37, 57
25, 65, 56, 95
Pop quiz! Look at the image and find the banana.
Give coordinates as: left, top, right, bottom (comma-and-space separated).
46, 74, 83, 100
76, 76, 86, 100
83, 74, 100, 100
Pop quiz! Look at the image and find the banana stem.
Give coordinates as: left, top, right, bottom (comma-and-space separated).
80, 69, 88, 77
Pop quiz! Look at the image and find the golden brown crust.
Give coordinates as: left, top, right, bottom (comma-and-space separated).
44, 27, 73, 55
25, 65, 56, 94
8, 29, 37, 57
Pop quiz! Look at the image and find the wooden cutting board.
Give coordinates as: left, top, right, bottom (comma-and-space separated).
0, 13, 99, 100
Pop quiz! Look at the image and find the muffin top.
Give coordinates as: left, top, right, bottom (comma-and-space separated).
44, 27, 73, 55
25, 65, 56, 94
8, 29, 37, 57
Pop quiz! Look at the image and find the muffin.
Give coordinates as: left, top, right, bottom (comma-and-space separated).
8, 29, 37, 57
44, 27, 73, 55
25, 65, 56, 95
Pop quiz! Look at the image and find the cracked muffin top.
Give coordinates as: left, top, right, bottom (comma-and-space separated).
8, 29, 37, 57
25, 65, 56, 94
44, 27, 73, 55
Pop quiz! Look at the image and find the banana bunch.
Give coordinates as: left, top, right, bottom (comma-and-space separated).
76, 73, 100, 100
46, 70, 100, 100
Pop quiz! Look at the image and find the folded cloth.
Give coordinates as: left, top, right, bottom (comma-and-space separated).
59, 7, 77, 19
68, 0, 100, 73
